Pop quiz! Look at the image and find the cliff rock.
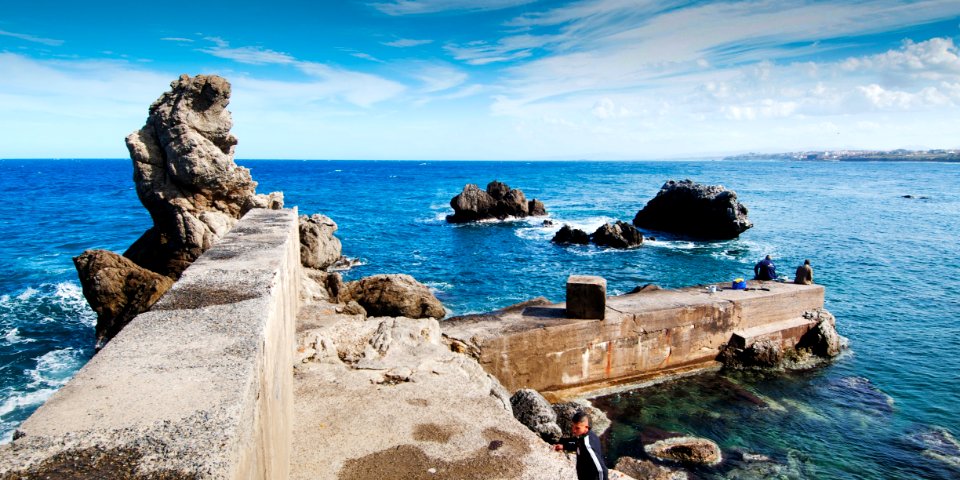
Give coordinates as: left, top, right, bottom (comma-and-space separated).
551, 225, 590, 245
591, 221, 644, 249
510, 389, 562, 443
73, 250, 174, 349
797, 309, 845, 357
344, 274, 445, 319
123, 74, 283, 277
633, 179, 752, 239
644, 436, 723, 466
447, 180, 547, 223
299, 214, 344, 270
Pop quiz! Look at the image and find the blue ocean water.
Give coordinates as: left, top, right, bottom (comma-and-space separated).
1, 159, 958, 478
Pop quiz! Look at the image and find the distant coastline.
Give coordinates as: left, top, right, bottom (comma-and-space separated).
724, 149, 960, 162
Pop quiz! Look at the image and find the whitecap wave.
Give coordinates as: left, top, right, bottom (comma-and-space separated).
26, 348, 84, 389
0, 387, 58, 419
16, 287, 37, 301
3, 328, 34, 345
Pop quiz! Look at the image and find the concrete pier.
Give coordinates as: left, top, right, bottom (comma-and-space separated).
443, 281, 825, 401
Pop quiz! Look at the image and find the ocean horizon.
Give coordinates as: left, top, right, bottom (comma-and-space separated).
1, 158, 958, 479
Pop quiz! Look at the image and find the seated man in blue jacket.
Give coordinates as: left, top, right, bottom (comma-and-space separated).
754, 254, 777, 281
554, 411, 608, 480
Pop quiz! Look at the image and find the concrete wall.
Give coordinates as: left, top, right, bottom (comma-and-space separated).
0, 208, 300, 479
444, 282, 825, 400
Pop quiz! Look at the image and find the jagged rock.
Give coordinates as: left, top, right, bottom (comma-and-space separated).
123, 74, 283, 278
446, 180, 547, 223
633, 179, 752, 239
591, 221, 643, 249
553, 400, 611, 436
299, 214, 343, 270
510, 389, 562, 443
552, 225, 590, 245
718, 339, 782, 369
644, 436, 723, 466
797, 310, 845, 357
614, 456, 688, 480
344, 274, 445, 319
73, 250, 174, 348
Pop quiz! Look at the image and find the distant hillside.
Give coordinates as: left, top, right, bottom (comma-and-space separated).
725, 149, 960, 162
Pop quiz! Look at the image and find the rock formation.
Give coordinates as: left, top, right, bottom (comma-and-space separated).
123, 74, 283, 277
644, 436, 723, 466
73, 250, 174, 348
75, 74, 285, 348
446, 181, 547, 223
552, 221, 643, 249
509, 389, 562, 443
299, 214, 344, 270
614, 456, 688, 480
552, 400, 611, 436
343, 274, 446, 319
591, 221, 644, 249
633, 179, 752, 239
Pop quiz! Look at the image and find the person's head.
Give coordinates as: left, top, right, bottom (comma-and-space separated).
804, 259, 811, 265
571, 411, 591, 436
765, 255, 772, 260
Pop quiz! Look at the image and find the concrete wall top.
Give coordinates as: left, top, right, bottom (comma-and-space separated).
0, 208, 300, 479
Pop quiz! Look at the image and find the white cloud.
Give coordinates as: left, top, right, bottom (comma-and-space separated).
0, 29, 64, 47
409, 64, 468, 93
199, 37, 296, 65
370, 0, 536, 16
382, 38, 434, 47
160, 37, 194, 43
351, 52, 385, 63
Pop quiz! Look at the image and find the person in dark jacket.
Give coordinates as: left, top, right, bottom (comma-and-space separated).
754, 255, 777, 280
554, 411, 608, 480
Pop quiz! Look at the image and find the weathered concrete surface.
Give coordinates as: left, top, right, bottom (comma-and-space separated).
444, 281, 826, 400
291, 304, 576, 479
0, 208, 300, 479
566, 275, 607, 320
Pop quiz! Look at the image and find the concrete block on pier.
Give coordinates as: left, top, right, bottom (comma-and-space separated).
566, 275, 606, 319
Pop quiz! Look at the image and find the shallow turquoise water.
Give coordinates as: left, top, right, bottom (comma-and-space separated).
0, 159, 957, 478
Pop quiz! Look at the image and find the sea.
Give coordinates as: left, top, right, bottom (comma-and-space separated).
0, 159, 958, 479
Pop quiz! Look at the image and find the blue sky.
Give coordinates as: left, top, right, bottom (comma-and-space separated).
2, 0, 960, 159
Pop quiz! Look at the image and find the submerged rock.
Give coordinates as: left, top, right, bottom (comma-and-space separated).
644, 436, 723, 466
552, 225, 590, 245
591, 221, 644, 249
123, 74, 282, 278
510, 389, 562, 443
73, 250, 174, 349
906, 427, 960, 470
614, 456, 688, 480
447, 180, 547, 223
633, 179, 752, 239
344, 274, 445, 319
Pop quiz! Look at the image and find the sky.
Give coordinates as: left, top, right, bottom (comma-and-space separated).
2, 0, 960, 160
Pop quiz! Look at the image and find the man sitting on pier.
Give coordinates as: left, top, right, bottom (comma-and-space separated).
554, 411, 608, 480
794, 259, 814, 285
754, 255, 777, 281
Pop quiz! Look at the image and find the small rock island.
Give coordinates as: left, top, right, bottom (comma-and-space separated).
447, 180, 547, 223
633, 179, 752, 239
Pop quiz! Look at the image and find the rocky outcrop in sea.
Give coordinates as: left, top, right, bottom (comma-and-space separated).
343, 274, 445, 319
633, 179, 752, 239
446, 181, 547, 223
552, 221, 643, 249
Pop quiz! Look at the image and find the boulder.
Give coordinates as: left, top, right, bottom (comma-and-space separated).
73, 250, 174, 348
123, 74, 283, 278
553, 400, 611, 436
510, 389, 562, 443
633, 179, 751, 239
344, 274, 445, 319
718, 339, 783, 369
644, 436, 722, 466
552, 225, 590, 245
446, 180, 547, 223
614, 456, 688, 480
796, 310, 845, 357
591, 221, 643, 249
299, 214, 343, 270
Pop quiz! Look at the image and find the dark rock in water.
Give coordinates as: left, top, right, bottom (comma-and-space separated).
73, 250, 174, 348
796, 310, 845, 357
633, 179, 752, 239
446, 180, 547, 223
829, 376, 894, 415
902, 194, 915, 199
644, 436, 723, 466
906, 427, 960, 469
123, 74, 283, 278
299, 214, 344, 270
591, 221, 643, 249
614, 456, 688, 480
719, 309, 846, 370
542, 219, 554, 226
629, 284, 662, 294
343, 274, 445, 319
552, 225, 590, 245
510, 389, 562, 443
553, 400, 611, 436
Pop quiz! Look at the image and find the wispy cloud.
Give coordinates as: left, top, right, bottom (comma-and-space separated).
383, 38, 434, 48
370, 0, 536, 16
199, 37, 296, 65
351, 52, 386, 63
0, 29, 64, 47
160, 37, 194, 43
